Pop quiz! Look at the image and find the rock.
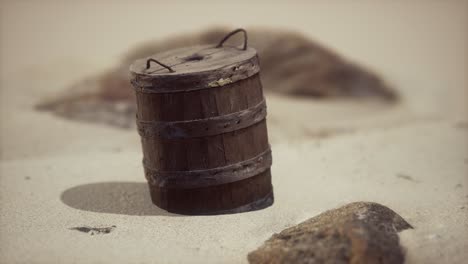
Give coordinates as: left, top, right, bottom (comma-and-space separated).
248, 202, 412, 264
69, 225, 116, 235
36, 28, 397, 130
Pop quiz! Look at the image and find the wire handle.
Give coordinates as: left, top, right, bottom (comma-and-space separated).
146, 58, 175, 72
215, 28, 248, 50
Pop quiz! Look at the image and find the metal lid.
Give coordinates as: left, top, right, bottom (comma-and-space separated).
130, 29, 260, 93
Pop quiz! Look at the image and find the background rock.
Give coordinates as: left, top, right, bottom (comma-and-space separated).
35, 28, 397, 129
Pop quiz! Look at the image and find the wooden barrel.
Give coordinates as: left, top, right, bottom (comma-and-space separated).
130, 29, 273, 215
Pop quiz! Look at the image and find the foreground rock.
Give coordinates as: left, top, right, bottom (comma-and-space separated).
248, 202, 412, 264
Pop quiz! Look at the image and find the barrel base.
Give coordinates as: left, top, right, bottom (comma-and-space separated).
208, 191, 273, 215
147, 170, 274, 215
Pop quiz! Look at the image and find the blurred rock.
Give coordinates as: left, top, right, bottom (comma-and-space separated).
36, 27, 398, 129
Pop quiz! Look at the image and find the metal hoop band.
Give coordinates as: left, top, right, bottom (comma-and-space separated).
137, 99, 267, 139
144, 148, 272, 189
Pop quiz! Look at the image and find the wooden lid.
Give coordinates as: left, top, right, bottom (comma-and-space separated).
130, 45, 260, 93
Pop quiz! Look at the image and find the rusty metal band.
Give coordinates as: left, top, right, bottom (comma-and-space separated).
144, 148, 272, 189
137, 99, 267, 139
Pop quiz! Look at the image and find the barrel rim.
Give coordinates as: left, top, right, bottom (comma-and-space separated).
130, 46, 260, 93
129, 45, 257, 76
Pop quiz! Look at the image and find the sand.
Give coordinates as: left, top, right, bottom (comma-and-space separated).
1, 1, 467, 263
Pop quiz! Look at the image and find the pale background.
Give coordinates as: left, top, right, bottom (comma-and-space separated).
1, 1, 467, 263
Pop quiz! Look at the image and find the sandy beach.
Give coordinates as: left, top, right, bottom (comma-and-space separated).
1, 1, 467, 263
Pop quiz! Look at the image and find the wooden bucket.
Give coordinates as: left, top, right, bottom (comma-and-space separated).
130, 29, 273, 215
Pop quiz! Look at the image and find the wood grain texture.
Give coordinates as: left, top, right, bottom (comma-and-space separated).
131, 47, 273, 214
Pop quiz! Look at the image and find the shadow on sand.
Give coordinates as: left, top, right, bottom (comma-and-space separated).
61, 181, 180, 216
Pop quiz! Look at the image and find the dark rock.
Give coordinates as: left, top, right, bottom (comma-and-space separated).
69, 225, 116, 235
396, 173, 420, 183
248, 202, 412, 264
